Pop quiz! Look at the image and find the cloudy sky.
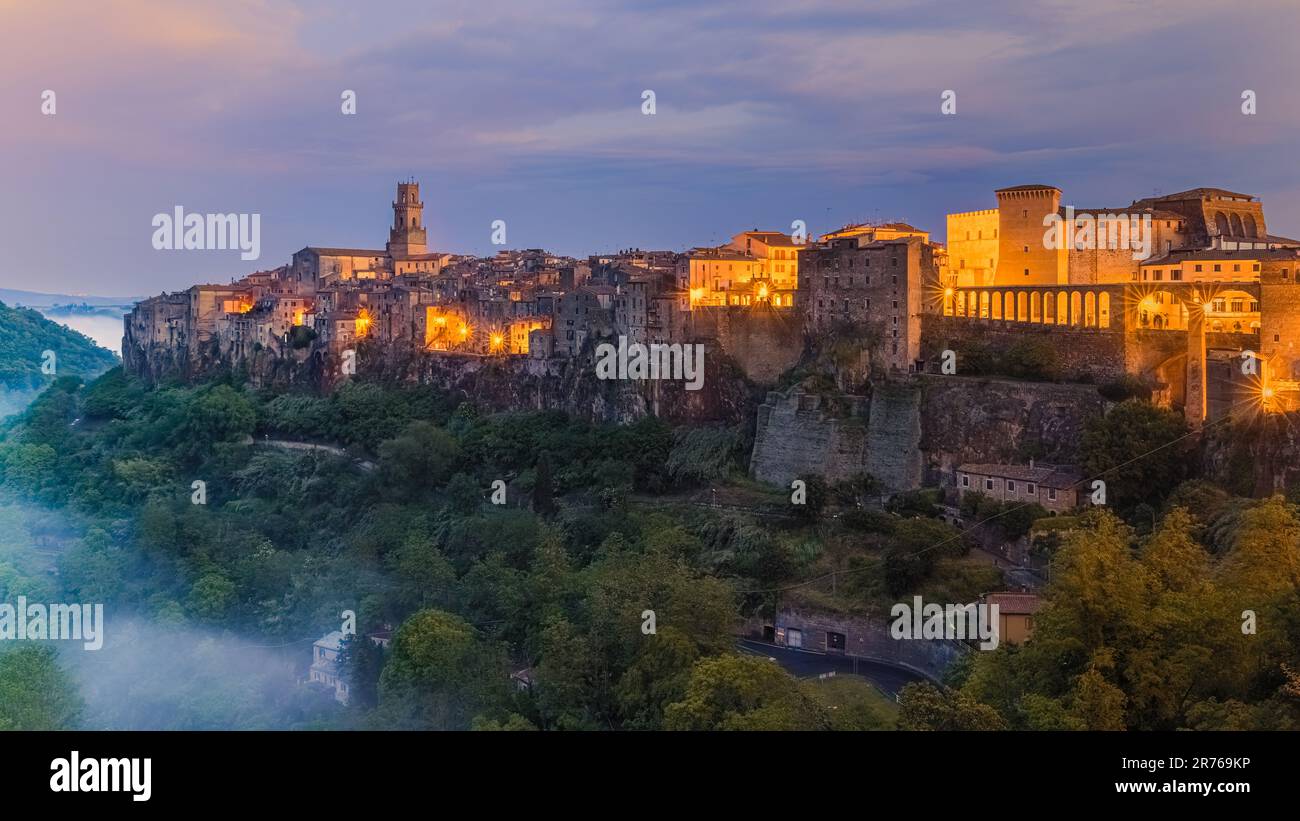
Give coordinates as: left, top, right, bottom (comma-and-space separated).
4, 0, 1300, 296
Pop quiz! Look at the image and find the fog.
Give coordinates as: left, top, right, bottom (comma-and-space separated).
41, 311, 126, 355
60, 617, 338, 730
1, 494, 340, 730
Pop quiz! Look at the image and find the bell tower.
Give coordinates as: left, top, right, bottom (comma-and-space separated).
387, 180, 428, 257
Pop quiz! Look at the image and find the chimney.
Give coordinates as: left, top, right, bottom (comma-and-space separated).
1029, 458, 1034, 469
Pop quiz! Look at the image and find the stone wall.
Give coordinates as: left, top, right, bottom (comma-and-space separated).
749, 389, 870, 486
921, 314, 1128, 382
749, 374, 1107, 492
774, 607, 969, 682
865, 381, 923, 491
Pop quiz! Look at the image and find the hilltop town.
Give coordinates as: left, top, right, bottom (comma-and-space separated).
123, 180, 1300, 498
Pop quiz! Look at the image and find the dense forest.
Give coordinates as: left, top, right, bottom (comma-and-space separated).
0, 301, 119, 417
0, 366, 1297, 730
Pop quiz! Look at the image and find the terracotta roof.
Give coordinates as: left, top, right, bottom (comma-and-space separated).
739, 231, 799, 247
958, 462, 1083, 489
1140, 247, 1300, 265
304, 247, 386, 257
996, 184, 1060, 193
1061, 206, 1186, 221
984, 592, 1044, 615
1145, 187, 1255, 201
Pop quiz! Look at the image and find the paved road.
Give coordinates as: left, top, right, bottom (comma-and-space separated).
257, 438, 376, 471
736, 638, 927, 698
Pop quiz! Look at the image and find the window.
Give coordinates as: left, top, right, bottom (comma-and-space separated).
985, 478, 994, 491
1023, 245, 1029, 253
1026, 483, 1036, 495
961, 475, 970, 488
1214, 264, 1221, 272
1048, 488, 1057, 501
1007, 480, 1016, 492
1024, 268, 1029, 276
1022, 209, 1028, 218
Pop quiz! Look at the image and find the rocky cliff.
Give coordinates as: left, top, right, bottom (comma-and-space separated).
750, 375, 1107, 491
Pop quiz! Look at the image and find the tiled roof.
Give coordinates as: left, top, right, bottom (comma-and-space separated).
305, 247, 386, 257
1140, 247, 1300, 265
740, 231, 799, 247
1146, 187, 1255, 201
314, 630, 346, 651
985, 592, 1044, 615
1061, 206, 1186, 221
958, 462, 1083, 489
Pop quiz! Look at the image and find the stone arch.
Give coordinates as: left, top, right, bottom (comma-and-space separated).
1245, 214, 1259, 238
1098, 292, 1111, 328
1056, 291, 1069, 324
1031, 291, 1043, 323
1015, 291, 1027, 321
1070, 291, 1083, 326
1214, 212, 1230, 236
979, 291, 990, 319
1084, 291, 1097, 327
1230, 213, 1245, 237
992, 291, 1004, 320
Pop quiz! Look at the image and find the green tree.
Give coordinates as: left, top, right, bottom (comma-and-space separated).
532, 451, 556, 516
0, 646, 83, 730
664, 654, 829, 730
377, 609, 507, 730
1080, 400, 1188, 512
897, 682, 1005, 730
378, 421, 460, 493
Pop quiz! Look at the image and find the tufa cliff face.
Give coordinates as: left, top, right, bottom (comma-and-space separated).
345, 340, 760, 425
124, 307, 761, 426
749, 375, 1107, 492
1199, 413, 1300, 498
915, 374, 1107, 480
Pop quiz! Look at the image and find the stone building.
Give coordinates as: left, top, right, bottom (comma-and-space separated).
955, 461, 1084, 514
686, 229, 800, 308
798, 234, 941, 373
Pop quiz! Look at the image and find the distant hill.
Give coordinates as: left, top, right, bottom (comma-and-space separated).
0, 300, 119, 416
0, 287, 141, 309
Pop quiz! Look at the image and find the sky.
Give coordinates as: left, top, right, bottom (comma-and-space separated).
3, 0, 1300, 297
